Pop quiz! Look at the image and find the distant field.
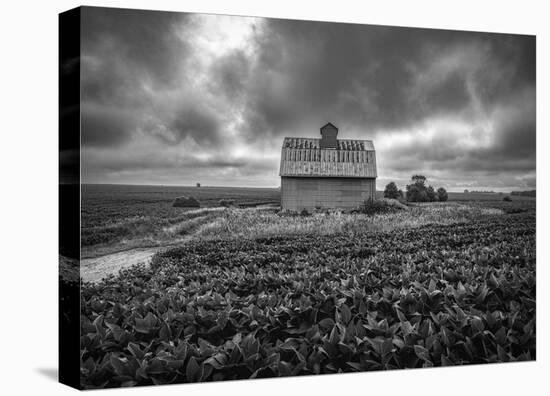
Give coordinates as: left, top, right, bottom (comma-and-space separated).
83, 184, 279, 211
447, 191, 535, 201
375, 190, 535, 201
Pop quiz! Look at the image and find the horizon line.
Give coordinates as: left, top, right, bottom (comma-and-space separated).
80, 182, 534, 194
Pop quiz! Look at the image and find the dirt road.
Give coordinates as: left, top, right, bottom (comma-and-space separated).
80, 247, 161, 283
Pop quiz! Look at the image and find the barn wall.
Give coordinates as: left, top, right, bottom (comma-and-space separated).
281, 177, 376, 211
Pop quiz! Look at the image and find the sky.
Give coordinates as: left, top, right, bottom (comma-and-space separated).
79, 7, 536, 191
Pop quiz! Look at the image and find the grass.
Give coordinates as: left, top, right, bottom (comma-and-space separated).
193, 203, 504, 241
81, 207, 227, 258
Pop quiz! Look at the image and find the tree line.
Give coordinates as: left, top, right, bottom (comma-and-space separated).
384, 175, 448, 202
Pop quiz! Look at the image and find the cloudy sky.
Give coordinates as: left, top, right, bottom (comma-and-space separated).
80, 7, 535, 191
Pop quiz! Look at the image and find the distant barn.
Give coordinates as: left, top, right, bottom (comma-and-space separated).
279, 122, 377, 211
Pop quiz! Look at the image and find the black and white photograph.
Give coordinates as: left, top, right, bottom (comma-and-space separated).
56, 5, 540, 390
56, 5, 539, 390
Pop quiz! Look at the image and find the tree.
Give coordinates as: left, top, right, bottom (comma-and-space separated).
406, 175, 449, 203
406, 174, 430, 202
406, 183, 428, 202
384, 182, 401, 199
437, 187, 448, 202
426, 186, 436, 202
411, 175, 427, 186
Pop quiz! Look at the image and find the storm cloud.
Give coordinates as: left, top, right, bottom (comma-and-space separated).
81, 7, 535, 190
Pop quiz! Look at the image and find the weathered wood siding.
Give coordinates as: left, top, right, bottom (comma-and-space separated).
281, 177, 376, 211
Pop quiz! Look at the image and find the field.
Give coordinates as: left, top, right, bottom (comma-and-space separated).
77, 185, 536, 388
81, 184, 280, 257
80, 185, 528, 258
447, 191, 534, 201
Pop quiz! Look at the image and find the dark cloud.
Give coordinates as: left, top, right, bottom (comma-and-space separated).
419, 71, 471, 115
84, 150, 248, 172
242, 20, 535, 138
209, 50, 251, 99
81, 103, 137, 147
80, 7, 194, 149
81, 7, 190, 94
167, 106, 222, 145
492, 90, 536, 158
80, 8, 535, 190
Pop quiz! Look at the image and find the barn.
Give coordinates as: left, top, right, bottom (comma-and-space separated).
279, 122, 377, 211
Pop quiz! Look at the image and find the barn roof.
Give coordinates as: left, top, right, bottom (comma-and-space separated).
279, 137, 377, 178
282, 137, 375, 151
